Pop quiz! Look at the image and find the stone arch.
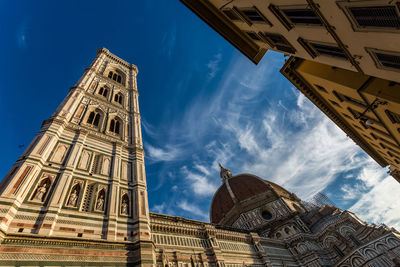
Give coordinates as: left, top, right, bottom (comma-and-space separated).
375, 242, 389, 253
323, 235, 339, 249
97, 84, 110, 98
362, 248, 378, 259
113, 91, 124, 106
84, 107, 105, 130
386, 237, 400, 247
350, 256, 364, 267
108, 115, 123, 136
31, 177, 52, 202
105, 65, 127, 86
339, 225, 356, 238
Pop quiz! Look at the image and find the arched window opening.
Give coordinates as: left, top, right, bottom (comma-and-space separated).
113, 73, 117, 81
110, 120, 115, 132
87, 111, 101, 127
109, 119, 121, 135
115, 120, 120, 134
284, 227, 291, 235
117, 75, 122, 83
108, 71, 113, 78
275, 232, 282, 239
98, 87, 108, 97
87, 112, 95, 124
93, 113, 100, 126
114, 93, 123, 105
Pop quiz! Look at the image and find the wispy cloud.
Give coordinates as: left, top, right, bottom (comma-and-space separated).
161, 22, 177, 58
207, 53, 222, 79
144, 51, 400, 227
181, 166, 217, 196
145, 143, 182, 162
350, 176, 400, 229
178, 200, 209, 220
17, 22, 28, 49
152, 202, 166, 214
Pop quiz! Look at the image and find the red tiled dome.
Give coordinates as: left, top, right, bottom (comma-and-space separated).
210, 174, 290, 224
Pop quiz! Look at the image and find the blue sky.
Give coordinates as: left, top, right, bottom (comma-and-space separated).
1, 1, 399, 228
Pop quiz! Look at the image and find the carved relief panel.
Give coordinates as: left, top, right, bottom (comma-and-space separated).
121, 161, 132, 181
50, 143, 70, 164
77, 150, 92, 171
101, 156, 111, 176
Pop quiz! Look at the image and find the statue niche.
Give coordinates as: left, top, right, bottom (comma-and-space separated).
121, 193, 129, 215
95, 189, 106, 211
31, 178, 51, 202
67, 183, 81, 207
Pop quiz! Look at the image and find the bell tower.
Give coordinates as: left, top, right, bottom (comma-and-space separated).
0, 48, 154, 266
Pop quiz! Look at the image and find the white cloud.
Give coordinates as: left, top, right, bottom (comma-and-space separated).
161, 23, 177, 58
17, 23, 28, 49
181, 166, 217, 196
207, 53, 222, 79
178, 200, 209, 220
144, 51, 399, 228
350, 176, 400, 229
152, 203, 166, 214
145, 143, 182, 162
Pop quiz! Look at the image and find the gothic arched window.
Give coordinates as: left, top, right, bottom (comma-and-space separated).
114, 93, 123, 105
98, 87, 108, 98
284, 227, 291, 235
87, 111, 101, 127
106, 68, 124, 85
109, 119, 121, 135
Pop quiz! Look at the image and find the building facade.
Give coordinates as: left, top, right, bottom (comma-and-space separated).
0, 48, 154, 266
281, 57, 400, 182
180, 0, 400, 83
179, 0, 400, 183
0, 50, 399, 266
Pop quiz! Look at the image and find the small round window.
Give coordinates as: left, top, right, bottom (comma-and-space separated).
261, 210, 272, 220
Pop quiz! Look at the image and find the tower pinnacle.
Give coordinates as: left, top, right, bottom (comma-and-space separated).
219, 163, 233, 182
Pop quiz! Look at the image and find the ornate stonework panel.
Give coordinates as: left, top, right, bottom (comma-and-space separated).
50, 143, 70, 163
